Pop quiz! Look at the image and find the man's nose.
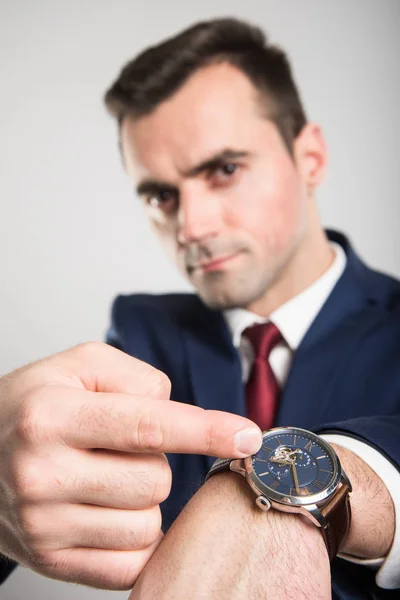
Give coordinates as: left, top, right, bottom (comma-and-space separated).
176, 189, 223, 245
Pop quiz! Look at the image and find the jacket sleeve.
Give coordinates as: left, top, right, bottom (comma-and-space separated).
0, 556, 17, 585
316, 414, 400, 471
105, 295, 125, 351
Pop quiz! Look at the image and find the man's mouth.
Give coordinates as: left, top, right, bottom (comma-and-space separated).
192, 251, 242, 273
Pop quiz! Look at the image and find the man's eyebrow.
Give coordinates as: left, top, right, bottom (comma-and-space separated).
182, 149, 250, 177
135, 149, 250, 196
136, 180, 179, 197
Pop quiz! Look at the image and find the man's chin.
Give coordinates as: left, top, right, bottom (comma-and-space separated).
191, 267, 282, 311
188, 264, 276, 311
195, 284, 256, 311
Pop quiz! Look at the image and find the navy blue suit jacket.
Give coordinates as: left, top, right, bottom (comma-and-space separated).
1, 231, 399, 598
106, 231, 400, 599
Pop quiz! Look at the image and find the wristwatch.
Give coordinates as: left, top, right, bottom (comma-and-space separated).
206, 426, 352, 561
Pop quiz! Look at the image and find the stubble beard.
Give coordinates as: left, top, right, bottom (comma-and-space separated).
183, 220, 308, 311
191, 230, 307, 311
191, 259, 284, 311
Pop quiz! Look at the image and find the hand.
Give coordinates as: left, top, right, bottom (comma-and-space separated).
0, 343, 261, 590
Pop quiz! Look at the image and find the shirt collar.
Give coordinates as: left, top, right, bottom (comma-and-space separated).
224, 242, 347, 351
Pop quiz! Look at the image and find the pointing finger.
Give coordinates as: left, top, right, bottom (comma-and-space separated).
60, 390, 262, 458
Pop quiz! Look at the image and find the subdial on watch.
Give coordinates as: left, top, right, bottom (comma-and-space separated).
292, 450, 318, 488
294, 450, 316, 469
267, 461, 291, 478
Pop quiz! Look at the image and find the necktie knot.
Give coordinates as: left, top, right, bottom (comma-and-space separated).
245, 322, 282, 360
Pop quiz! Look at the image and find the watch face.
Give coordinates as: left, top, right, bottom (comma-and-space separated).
246, 427, 341, 506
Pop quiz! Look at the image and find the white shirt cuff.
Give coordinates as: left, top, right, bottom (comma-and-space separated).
321, 433, 399, 590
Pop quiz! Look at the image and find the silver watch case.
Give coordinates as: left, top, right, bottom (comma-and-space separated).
231, 426, 351, 528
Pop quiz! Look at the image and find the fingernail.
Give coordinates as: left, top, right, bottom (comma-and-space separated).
234, 428, 262, 455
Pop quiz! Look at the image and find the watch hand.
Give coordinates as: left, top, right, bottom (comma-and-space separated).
292, 462, 300, 494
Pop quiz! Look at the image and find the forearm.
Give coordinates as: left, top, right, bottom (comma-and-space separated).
331, 444, 395, 559
129, 444, 395, 599
130, 472, 330, 600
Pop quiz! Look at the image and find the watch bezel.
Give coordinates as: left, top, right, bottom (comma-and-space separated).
244, 426, 342, 507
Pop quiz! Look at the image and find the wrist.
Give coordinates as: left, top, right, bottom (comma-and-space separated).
331, 443, 395, 558
207, 427, 352, 562
204, 470, 328, 553
131, 470, 330, 600
199, 472, 330, 598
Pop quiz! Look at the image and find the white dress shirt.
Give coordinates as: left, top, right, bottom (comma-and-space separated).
224, 243, 400, 589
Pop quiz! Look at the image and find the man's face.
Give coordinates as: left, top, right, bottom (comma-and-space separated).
121, 63, 324, 311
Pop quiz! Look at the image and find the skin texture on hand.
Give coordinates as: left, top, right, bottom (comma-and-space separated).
129, 445, 395, 600
0, 343, 261, 590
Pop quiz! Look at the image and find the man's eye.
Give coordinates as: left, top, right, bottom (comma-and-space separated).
146, 190, 177, 213
211, 163, 239, 182
220, 163, 237, 176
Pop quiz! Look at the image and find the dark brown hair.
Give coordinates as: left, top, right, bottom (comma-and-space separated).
104, 18, 307, 153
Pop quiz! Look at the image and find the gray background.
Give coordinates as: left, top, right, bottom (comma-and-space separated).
1, 0, 399, 598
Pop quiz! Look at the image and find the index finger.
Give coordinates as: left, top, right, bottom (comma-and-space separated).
63, 391, 262, 458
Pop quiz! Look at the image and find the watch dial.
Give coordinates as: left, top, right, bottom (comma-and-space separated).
252, 429, 335, 498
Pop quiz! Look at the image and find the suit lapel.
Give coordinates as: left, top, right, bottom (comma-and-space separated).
276, 312, 372, 428
277, 231, 383, 428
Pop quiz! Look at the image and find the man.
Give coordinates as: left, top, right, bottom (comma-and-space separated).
0, 17, 399, 600
104, 18, 400, 599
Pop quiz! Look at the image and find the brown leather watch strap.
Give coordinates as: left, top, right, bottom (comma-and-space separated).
319, 479, 352, 561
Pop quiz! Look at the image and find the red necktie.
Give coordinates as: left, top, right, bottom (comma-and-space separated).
244, 322, 282, 431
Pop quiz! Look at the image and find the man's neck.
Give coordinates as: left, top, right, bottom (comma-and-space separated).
247, 226, 334, 318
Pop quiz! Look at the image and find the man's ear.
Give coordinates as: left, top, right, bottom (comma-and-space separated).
293, 123, 328, 194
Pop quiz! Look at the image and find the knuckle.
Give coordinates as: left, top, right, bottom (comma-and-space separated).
18, 505, 44, 541
147, 369, 171, 399
114, 564, 141, 591
75, 341, 106, 358
11, 456, 47, 502
132, 465, 159, 505
130, 456, 171, 507
154, 455, 172, 503
30, 548, 67, 575
204, 413, 214, 455
16, 391, 53, 445
133, 411, 165, 452
17, 398, 41, 444
124, 508, 160, 549
141, 507, 162, 547
28, 547, 51, 569
116, 555, 153, 590
146, 456, 172, 506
